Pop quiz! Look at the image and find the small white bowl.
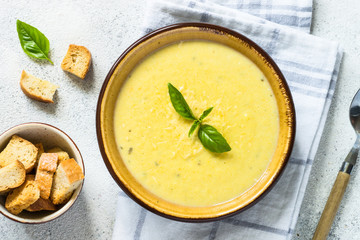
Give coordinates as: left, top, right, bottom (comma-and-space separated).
0, 122, 85, 224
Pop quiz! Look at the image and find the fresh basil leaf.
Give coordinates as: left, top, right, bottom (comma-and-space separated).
199, 107, 213, 122
198, 124, 231, 153
168, 83, 196, 120
16, 20, 53, 64
167, 84, 231, 153
188, 120, 200, 137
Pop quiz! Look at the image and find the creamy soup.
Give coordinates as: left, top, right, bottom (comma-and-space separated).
114, 41, 279, 206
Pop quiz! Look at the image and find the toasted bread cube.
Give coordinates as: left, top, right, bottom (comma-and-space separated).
26, 197, 56, 212
35, 153, 58, 199
50, 158, 84, 205
20, 70, 59, 103
48, 147, 69, 164
0, 160, 26, 194
33, 143, 44, 170
38, 153, 58, 172
5, 175, 40, 215
61, 44, 91, 79
0, 135, 38, 172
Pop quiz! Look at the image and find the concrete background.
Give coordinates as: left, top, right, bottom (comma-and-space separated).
293, 0, 360, 239
0, 0, 144, 239
0, 0, 358, 239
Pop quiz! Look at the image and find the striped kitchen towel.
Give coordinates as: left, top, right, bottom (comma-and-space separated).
112, 0, 343, 239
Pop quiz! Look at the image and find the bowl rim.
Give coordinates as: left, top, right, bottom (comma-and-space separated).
0, 122, 85, 224
96, 22, 296, 222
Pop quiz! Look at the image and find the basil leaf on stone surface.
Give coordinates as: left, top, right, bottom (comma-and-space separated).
16, 20, 53, 64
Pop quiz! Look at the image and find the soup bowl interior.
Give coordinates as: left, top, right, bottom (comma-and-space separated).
97, 23, 295, 221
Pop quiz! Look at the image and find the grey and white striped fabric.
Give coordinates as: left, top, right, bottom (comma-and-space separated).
203, 0, 313, 33
112, 0, 343, 239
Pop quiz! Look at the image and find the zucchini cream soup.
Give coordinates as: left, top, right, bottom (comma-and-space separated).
114, 40, 279, 206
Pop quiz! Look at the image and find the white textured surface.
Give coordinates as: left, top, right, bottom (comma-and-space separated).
293, 0, 360, 239
0, 0, 144, 239
0, 0, 358, 239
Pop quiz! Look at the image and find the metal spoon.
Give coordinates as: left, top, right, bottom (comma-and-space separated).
313, 89, 360, 240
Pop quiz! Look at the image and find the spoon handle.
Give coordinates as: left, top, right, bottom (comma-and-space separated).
312, 171, 350, 240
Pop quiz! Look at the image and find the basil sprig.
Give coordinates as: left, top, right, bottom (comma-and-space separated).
168, 83, 196, 120
168, 83, 231, 153
16, 20, 53, 64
